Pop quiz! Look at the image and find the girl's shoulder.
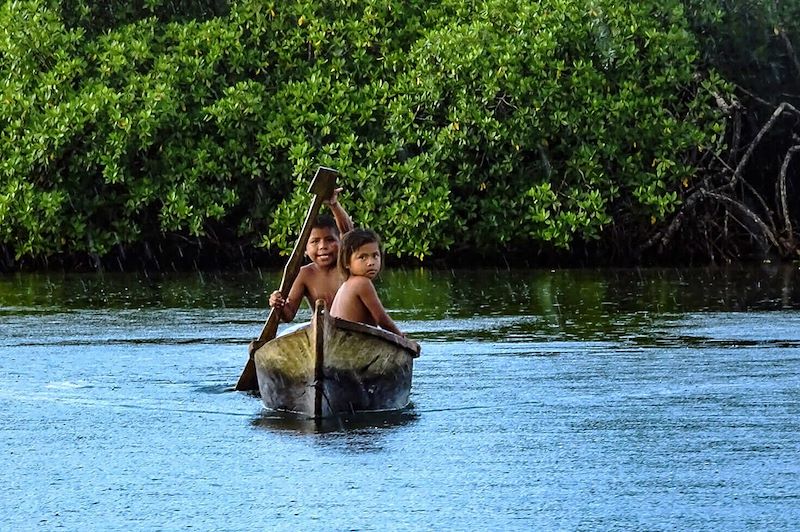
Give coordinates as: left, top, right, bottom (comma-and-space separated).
344, 275, 374, 289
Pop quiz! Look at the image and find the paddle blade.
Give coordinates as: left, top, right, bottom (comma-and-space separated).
308, 166, 338, 198
234, 357, 258, 392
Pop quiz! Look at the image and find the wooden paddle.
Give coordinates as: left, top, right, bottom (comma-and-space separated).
235, 166, 338, 392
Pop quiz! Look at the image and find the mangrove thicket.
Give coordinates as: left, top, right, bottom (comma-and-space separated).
1, 0, 798, 270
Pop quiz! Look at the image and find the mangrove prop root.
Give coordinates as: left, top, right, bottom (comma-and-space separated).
778, 144, 800, 246
641, 101, 800, 258
730, 102, 800, 190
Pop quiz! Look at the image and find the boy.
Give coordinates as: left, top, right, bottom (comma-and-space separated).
268, 188, 353, 322
329, 228, 405, 337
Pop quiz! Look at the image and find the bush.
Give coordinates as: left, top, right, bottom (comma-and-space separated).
0, 0, 730, 266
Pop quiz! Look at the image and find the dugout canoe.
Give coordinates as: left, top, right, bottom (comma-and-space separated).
252, 299, 421, 418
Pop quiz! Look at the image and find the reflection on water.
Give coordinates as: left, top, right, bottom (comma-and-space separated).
2, 263, 798, 320
194, 384, 237, 395
252, 407, 419, 435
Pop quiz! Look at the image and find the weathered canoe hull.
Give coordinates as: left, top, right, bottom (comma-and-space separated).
254, 301, 420, 418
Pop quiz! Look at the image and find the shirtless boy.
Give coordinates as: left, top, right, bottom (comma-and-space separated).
329, 228, 404, 336
268, 189, 353, 322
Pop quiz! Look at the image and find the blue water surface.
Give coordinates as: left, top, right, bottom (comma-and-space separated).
1, 266, 799, 530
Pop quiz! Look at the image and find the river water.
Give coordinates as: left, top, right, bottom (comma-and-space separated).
1, 265, 799, 530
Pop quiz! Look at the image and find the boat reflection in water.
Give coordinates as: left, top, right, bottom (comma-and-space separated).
252, 405, 419, 435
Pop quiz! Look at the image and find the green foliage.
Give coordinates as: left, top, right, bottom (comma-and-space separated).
0, 0, 730, 264
683, 0, 800, 99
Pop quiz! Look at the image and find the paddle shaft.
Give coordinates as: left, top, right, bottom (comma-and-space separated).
257, 197, 328, 342
235, 168, 337, 392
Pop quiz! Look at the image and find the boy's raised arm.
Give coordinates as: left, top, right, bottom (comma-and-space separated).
325, 187, 354, 234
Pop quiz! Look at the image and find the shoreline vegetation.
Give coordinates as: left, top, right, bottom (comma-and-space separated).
1, 234, 793, 274
1, 1, 799, 273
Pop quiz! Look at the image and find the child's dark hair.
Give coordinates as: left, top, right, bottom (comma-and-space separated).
338, 228, 381, 278
312, 214, 339, 236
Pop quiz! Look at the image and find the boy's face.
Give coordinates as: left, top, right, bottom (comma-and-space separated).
306, 227, 339, 267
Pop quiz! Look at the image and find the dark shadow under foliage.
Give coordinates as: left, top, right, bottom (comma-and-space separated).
60, 0, 230, 35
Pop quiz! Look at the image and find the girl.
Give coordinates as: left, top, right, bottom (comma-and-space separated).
329, 228, 404, 336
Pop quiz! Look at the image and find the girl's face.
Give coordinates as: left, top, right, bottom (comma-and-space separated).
306, 227, 339, 267
347, 242, 381, 279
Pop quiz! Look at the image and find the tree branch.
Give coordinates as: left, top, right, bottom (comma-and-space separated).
740, 177, 777, 234
778, 28, 800, 77
777, 144, 800, 243
639, 189, 705, 251
702, 191, 782, 250
729, 102, 800, 189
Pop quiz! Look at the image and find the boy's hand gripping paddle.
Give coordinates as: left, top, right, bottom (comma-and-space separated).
235, 167, 338, 392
